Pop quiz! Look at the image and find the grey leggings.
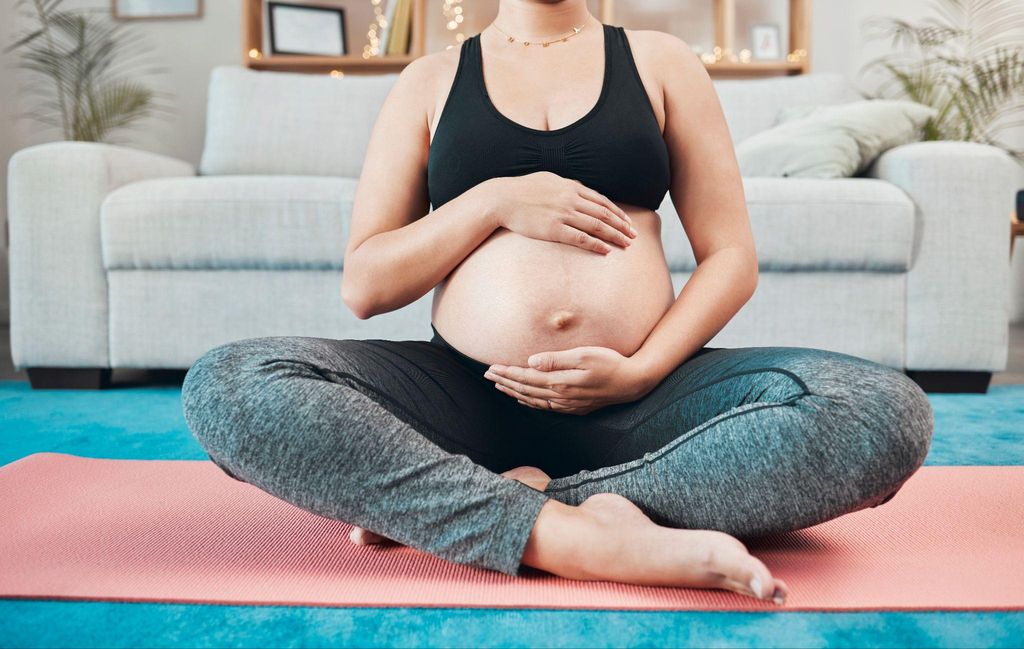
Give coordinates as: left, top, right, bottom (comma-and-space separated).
181, 328, 934, 577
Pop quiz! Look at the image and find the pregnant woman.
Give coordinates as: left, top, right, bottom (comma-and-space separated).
182, 0, 934, 604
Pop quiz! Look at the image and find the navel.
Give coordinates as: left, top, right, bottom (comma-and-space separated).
548, 309, 577, 330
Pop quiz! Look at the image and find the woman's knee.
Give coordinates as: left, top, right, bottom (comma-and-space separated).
805, 355, 934, 495
181, 336, 322, 459
867, 366, 934, 484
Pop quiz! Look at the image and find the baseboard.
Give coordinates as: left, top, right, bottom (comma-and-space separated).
904, 370, 992, 394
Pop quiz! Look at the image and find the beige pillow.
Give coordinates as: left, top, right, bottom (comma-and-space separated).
735, 99, 938, 178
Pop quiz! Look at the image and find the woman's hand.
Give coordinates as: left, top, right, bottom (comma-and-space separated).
484, 172, 638, 254
483, 346, 656, 415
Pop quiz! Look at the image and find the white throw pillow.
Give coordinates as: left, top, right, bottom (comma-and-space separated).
735, 99, 938, 178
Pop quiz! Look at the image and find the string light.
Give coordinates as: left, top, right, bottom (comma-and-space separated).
697, 45, 807, 66
786, 48, 808, 63
442, 0, 466, 50
248, 47, 262, 59
362, 0, 388, 59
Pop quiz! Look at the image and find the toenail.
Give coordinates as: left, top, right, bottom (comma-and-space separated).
772, 587, 786, 605
749, 577, 762, 598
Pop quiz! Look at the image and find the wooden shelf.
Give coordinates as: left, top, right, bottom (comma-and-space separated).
705, 60, 807, 76
241, 0, 810, 77
707, 0, 810, 77
243, 0, 426, 75
247, 54, 416, 73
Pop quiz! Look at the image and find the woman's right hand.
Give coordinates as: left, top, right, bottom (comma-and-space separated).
483, 172, 638, 254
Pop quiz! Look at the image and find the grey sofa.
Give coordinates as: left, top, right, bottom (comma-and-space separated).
7, 66, 1019, 391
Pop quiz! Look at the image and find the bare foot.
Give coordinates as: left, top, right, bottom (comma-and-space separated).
348, 465, 552, 546
523, 491, 789, 604
348, 465, 787, 604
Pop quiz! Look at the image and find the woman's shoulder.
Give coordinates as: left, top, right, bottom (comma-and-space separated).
384, 45, 464, 128
392, 47, 460, 96
619, 27, 704, 81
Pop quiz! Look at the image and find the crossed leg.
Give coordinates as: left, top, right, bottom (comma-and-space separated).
529, 345, 935, 538
182, 337, 931, 603
354, 343, 933, 602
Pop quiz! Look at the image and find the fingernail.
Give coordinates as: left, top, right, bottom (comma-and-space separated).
630, 226, 638, 237
749, 577, 762, 599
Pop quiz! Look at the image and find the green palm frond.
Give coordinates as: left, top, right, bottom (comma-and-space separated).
5, 0, 168, 143
80, 79, 153, 141
859, 0, 1024, 164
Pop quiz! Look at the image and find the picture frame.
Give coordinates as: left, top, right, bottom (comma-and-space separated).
750, 22, 782, 60
112, 0, 202, 20
267, 2, 347, 57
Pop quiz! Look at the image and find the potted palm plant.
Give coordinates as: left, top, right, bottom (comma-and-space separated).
860, 0, 1023, 164
5, 0, 170, 143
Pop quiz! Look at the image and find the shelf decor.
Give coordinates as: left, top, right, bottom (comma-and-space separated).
267, 2, 347, 56
241, 0, 809, 78
750, 23, 782, 60
705, 0, 810, 76
243, 0, 425, 74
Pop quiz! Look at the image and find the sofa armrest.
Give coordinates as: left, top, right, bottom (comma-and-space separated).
863, 141, 1017, 371
7, 141, 195, 369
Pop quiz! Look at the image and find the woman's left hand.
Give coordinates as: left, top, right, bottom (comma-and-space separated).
483, 346, 656, 415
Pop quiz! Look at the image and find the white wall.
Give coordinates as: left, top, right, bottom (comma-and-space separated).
1, 0, 1022, 325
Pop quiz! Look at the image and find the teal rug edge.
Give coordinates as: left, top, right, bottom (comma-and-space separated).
2, 601, 1023, 649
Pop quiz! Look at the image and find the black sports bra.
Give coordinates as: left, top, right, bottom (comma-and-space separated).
427, 24, 671, 212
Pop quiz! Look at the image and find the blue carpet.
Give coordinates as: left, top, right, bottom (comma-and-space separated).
2, 379, 1022, 648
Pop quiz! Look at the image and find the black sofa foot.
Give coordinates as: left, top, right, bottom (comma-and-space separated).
904, 370, 992, 394
27, 368, 112, 390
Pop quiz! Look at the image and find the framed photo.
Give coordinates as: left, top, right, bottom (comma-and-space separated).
268, 2, 347, 57
112, 0, 202, 20
750, 23, 782, 60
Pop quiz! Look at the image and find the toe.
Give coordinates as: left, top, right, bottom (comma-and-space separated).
771, 578, 789, 605
720, 552, 775, 601
745, 557, 776, 600
349, 526, 387, 545
501, 466, 552, 491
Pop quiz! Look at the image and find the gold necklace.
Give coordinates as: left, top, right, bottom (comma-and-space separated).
490, 22, 585, 47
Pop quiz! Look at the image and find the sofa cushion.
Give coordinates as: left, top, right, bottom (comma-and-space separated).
199, 66, 398, 177
101, 176, 354, 270
712, 73, 864, 144
102, 175, 914, 274
658, 177, 915, 272
736, 100, 938, 178
197, 67, 860, 178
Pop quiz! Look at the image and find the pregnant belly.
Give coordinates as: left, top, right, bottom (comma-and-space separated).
430, 207, 676, 367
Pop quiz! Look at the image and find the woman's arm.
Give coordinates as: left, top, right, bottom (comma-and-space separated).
341, 54, 500, 319
629, 31, 759, 388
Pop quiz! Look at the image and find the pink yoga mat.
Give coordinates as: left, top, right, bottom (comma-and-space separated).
0, 452, 1021, 612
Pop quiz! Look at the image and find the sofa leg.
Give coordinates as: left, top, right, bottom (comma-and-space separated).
904, 370, 992, 394
26, 368, 112, 390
